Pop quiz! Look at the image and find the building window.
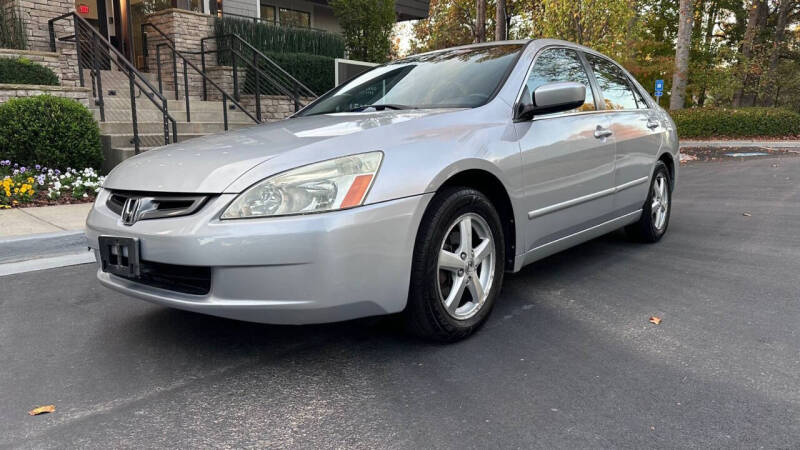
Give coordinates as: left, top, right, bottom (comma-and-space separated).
279, 7, 310, 27
259, 2, 275, 24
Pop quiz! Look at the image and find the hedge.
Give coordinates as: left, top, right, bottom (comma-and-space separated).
0, 57, 59, 86
0, 95, 102, 169
244, 52, 334, 96
671, 107, 800, 138
214, 17, 345, 59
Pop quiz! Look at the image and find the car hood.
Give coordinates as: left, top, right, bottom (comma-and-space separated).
102, 110, 453, 193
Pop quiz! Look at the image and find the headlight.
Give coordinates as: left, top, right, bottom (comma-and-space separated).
221, 151, 383, 219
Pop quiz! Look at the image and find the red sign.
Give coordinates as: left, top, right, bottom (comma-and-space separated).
77, 4, 90, 14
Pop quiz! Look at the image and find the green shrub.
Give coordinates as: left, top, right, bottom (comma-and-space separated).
0, 95, 102, 169
214, 17, 345, 59
0, 57, 60, 86
671, 107, 800, 138
244, 52, 334, 96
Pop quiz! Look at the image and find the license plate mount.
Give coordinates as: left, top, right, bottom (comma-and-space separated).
98, 236, 140, 278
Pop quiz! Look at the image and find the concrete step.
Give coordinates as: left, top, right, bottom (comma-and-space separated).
99, 121, 255, 135
97, 97, 243, 113
93, 108, 256, 124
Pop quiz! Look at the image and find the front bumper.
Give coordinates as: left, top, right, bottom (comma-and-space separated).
86, 191, 433, 324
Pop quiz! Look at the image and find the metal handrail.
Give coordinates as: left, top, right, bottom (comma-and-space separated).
141, 22, 259, 129
203, 33, 316, 98
198, 34, 316, 116
48, 12, 178, 154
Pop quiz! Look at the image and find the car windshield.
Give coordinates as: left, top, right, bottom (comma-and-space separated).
297, 44, 524, 116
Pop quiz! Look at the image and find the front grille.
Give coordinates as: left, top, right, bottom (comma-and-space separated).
118, 260, 211, 295
106, 191, 210, 223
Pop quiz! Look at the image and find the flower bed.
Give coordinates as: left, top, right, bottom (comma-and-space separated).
0, 160, 104, 209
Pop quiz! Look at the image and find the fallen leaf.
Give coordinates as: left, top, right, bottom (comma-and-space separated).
742, 212, 752, 217
649, 316, 662, 325
28, 405, 55, 416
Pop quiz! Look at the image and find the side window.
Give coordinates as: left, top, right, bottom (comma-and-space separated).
525, 48, 596, 113
585, 54, 638, 110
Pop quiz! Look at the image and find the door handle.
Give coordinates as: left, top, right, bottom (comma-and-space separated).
594, 126, 613, 139
646, 119, 660, 129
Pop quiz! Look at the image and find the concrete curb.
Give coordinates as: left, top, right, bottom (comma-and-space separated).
0, 230, 88, 264
680, 140, 800, 148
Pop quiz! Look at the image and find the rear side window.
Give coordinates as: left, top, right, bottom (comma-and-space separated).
525, 48, 596, 113
585, 54, 638, 110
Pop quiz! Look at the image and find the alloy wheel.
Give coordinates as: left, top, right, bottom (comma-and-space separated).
651, 173, 669, 231
436, 213, 496, 320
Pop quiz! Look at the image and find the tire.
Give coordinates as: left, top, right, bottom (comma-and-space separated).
625, 161, 672, 243
405, 187, 506, 342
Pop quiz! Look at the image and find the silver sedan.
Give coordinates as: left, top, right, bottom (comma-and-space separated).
87, 39, 678, 341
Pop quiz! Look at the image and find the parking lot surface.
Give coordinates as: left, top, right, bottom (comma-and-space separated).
2, 156, 799, 448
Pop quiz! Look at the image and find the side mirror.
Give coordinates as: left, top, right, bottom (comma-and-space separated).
514, 81, 586, 121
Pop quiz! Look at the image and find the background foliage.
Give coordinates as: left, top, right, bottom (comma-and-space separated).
214, 17, 345, 59
0, 58, 59, 85
0, 95, 102, 169
331, 0, 397, 63
410, 0, 800, 113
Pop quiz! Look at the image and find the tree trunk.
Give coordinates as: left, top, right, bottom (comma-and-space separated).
495, 0, 507, 41
475, 0, 486, 42
732, 0, 765, 107
697, 0, 718, 107
761, 0, 794, 106
670, 0, 693, 110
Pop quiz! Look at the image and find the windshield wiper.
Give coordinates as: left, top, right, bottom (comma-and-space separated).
348, 103, 415, 112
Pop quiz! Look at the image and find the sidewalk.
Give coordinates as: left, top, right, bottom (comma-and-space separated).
0, 204, 93, 274
0, 203, 91, 238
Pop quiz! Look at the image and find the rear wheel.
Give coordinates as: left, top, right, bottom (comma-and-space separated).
626, 161, 671, 242
405, 187, 505, 342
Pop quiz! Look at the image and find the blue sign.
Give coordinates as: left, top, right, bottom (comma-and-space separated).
655, 79, 664, 92
654, 91, 663, 97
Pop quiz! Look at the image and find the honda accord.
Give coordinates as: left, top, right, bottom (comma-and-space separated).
87, 39, 678, 341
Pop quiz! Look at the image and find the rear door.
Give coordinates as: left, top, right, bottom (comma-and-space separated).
583, 53, 664, 214
514, 47, 616, 254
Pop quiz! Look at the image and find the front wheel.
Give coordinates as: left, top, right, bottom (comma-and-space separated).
405, 187, 505, 342
626, 161, 672, 242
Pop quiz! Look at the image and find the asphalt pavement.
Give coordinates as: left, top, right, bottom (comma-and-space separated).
2, 156, 799, 449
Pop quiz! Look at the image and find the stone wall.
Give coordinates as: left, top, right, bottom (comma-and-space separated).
0, 83, 92, 106
11, 0, 74, 53
143, 9, 215, 100
239, 95, 314, 122
0, 48, 78, 87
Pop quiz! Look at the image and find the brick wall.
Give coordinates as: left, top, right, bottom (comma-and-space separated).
0, 83, 92, 106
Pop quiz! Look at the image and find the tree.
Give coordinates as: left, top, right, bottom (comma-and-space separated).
761, 0, 796, 106
496, 0, 507, 40
330, 0, 397, 63
476, 0, 487, 42
670, 0, 693, 109
732, 0, 766, 106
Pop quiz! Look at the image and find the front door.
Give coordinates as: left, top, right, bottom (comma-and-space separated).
514, 47, 616, 255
